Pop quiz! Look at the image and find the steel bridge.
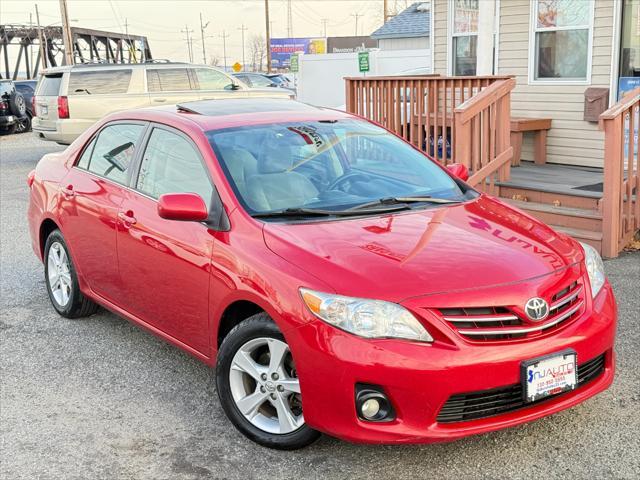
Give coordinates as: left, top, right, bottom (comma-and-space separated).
0, 24, 152, 79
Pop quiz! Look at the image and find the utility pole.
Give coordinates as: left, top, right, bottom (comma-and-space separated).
35, 4, 47, 69
265, 0, 272, 73
286, 0, 293, 38
58, 0, 74, 65
181, 25, 194, 63
383, 0, 389, 23
237, 24, 248, 70
351, 13, 363, 36
219, 30, 230, 71
199, 13, 209, 64
321, 18, 328, 38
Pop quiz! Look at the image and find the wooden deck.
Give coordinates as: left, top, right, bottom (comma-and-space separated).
499, 162, 604, 199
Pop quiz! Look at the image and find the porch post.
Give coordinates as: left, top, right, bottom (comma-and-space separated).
601, 116, 623, 258
476, 0, 496, 75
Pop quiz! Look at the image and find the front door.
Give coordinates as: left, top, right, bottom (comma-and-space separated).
117, 125, 215, 354
58, 122, 146, 304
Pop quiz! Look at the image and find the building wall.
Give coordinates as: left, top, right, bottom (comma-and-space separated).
378, 37, 430, 50
431, 0, 616, 168
498, 0, 615, 168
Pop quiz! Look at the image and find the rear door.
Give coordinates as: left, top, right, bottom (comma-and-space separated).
58, 121, 147, 303
146, 67, 200, 106
34, 73, 63, 129
66, 68, 149, 125
192, 67, 245, 100
116, 125, 214, 354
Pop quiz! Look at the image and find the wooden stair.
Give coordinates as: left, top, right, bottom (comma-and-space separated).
499, 188, 604, 253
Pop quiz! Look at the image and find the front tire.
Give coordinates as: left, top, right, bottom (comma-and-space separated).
216, 313, 320, 450
44, 229, 99, 318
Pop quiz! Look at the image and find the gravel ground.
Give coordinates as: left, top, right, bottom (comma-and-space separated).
1, 133, 639, 480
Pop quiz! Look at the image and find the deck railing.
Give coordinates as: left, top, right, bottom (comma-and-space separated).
344, 74, 514, 193
599, 87, 640, 258
344, 75, 512, 165
453, 78, 515, 195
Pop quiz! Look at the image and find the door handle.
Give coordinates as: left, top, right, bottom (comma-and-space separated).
61, 185, 75, 198
118, 211, 137, 225
153, 98, 167, 103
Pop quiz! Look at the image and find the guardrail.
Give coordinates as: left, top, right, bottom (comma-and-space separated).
599, 87, 640, 258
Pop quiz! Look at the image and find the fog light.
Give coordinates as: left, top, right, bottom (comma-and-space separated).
361, 398, 381, 419
355, 383, 396, 422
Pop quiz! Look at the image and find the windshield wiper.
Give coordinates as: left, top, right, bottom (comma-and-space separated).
348, 196, 462, 211
252, 205, 411, 218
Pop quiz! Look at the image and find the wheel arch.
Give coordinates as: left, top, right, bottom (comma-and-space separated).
216, 300, 265, 348
39, 218, 60, 257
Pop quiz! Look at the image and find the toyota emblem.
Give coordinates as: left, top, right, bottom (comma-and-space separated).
525, 297, 549, 321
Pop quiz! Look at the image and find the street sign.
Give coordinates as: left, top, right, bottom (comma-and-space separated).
358, 51, 369, 73
232, 62, 242, 72
290, 54, 299, 72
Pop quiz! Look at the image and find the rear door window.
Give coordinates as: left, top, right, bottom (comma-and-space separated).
86, 123, 146, 185
193, 68, 234, 90
36, 74, 63, 96
147, 68, 193, 92
68, 69, 132, 95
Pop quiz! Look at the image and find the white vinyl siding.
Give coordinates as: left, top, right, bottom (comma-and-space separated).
433, 0, 449, 73
378, 37, 431, 50
497, 0, 614, 167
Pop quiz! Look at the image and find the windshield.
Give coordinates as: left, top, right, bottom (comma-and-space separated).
207, 119, 471, 217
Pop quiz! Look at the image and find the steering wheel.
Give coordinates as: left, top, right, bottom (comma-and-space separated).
328, 172, 371, 192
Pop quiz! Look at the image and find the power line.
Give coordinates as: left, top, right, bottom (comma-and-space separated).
180, 25, 194, 63
199, 13, 210, 64
219, 30, 230, 71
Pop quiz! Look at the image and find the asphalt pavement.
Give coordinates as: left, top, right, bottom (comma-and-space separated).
1, 133, 639, 480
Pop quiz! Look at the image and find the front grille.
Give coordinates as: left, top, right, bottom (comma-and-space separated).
439, 281, 584, 342
436, 354, 606, 423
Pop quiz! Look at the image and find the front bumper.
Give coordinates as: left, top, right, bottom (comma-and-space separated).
289, 282, 617, 444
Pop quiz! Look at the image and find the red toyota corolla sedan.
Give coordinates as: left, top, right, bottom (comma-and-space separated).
27, 98, 617, 450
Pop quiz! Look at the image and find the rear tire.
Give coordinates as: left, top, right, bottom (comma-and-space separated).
44, 229, 99, 318
16, 114, 31, 133
216, 313, 320, 450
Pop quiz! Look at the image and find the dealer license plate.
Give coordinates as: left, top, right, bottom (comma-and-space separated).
40, 105, 48, 116
522, 350, 577, 403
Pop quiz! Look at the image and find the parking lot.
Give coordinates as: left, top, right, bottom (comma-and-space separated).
1, 133, 638, 480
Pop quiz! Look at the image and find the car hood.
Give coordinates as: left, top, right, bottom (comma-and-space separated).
262, 196, 583, 303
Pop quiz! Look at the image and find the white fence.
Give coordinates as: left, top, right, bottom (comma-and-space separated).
296, 48, 432, 108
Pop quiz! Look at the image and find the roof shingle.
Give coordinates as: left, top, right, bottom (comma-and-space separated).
370, 2, 430, 40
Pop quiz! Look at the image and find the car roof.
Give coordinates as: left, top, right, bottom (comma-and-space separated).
109, 98, 355, 131
41, 61, 222, 75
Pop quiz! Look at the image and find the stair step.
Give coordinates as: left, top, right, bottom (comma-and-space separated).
498, 185, 601, 210
504, 198, 603, 231
551, 225, 603, 253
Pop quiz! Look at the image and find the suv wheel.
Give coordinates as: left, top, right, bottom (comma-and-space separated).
44, 229, 99, 318
8, 92, 26, 117
216, 313, 320, 450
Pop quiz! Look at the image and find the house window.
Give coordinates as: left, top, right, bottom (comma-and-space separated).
531, 0, 594, 82
451, 0, 479, 76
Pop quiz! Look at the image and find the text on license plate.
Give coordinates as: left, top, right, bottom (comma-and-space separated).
523, 351, 577, 403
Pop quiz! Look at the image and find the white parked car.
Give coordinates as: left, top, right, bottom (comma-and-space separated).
32, 62, 294, 144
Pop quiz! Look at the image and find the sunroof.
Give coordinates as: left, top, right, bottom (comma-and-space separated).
176, 98, 320, 117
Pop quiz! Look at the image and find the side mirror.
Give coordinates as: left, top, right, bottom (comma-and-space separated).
446, 163, 469, 182
157, 193, 209, 222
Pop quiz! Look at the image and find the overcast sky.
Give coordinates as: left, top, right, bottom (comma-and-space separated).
2, 0, 394, 66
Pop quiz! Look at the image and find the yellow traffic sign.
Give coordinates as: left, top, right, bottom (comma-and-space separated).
232, 62, 242, 72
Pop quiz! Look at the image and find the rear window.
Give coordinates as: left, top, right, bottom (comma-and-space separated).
85, 123, 145, 184
68, 69, 132, 95
36, 74, 62, 96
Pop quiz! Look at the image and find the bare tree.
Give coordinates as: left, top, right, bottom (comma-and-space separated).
249, 34, 266, 72
390, 0, 412, 16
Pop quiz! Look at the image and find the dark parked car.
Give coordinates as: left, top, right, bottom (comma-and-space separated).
0, 80, 30, 134
15, 80, 37, 132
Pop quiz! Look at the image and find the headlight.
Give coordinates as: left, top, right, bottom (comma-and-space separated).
300, 288, 433, 342
580, 242, 605, 297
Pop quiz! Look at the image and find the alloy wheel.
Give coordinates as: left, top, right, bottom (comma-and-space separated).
228, 337, 304, 434
47, 241, 72, 307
